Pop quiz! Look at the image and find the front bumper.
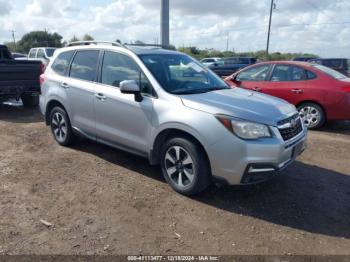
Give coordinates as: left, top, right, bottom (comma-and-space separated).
207, 125, 308, 185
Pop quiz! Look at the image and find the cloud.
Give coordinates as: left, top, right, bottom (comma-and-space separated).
0, 0, 13, 16
0, 0, 349, 57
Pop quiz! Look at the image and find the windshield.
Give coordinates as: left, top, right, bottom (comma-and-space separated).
139, 54, 229, 94
313, 64, 347, 79
45, 48, 56, 57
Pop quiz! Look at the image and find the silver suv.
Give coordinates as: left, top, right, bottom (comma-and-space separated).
40, 41, 307, 195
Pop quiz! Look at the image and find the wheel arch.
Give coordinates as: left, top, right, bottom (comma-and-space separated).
45, 99, 68, 125
150, 128, 211, 172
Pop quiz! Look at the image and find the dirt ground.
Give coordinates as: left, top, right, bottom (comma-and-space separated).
0, 102, 349, 255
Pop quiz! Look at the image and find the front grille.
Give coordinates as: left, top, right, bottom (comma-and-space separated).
278, 114, 303, 141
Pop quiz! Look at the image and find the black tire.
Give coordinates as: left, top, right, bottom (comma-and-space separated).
298, 102, 326, 130
21, 93, 39, 108
49, 106, 75, 146
160, 137, 211, 196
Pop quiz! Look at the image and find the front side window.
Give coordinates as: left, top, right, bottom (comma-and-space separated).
237, 65, 271, 82
101, 51, 153, 96
270, 65, 305, 82
29, 49, 37, 58
70, 50, 99, 82
140, 54, 229, 95
52, 51, 75, 76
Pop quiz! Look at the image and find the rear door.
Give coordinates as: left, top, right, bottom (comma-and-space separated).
262, 64, 307, 104
65, 50, 100, 137
234, 64, 272, 91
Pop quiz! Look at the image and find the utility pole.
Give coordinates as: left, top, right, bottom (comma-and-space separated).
226, 32, 230, 51
44, 28, 49, 47
10, 30, 16, 52
161, 0, 170, 47
266, 0, 274, 59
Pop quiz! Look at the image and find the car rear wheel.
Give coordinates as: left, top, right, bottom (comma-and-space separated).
49, 106, 75, 146
160, 137, 211, 196
298, 102, 325, 130
21, 93, 39, 108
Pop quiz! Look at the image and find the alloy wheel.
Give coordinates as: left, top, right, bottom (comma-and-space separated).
164, 146, 195, 189
299, 105, 321, 128
52, 112, 67, 143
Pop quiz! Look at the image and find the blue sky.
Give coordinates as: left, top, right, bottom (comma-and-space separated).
0, 0, 349, 57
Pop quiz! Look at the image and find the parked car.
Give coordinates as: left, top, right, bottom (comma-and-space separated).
11, 52, 28, 60
309, 58, 350, 77
209, 57, 257, 77
28, 47, 56, 67
200, 57, 223, 67
292, 56, 316, 62
40, 42, 307, 195
0, 44, 43, 107
225, 61, 350, 129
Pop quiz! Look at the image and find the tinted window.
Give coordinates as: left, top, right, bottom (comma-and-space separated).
37, 49, 45, 58
29, 49, 37, 58
52, 51, 75, 76
0, 48, 12, 59
306, 70, 317, 80
237, 65, 271, 81
45, 48, 55, 57
101, 51, 153, 95
322, 59, 342, 69
70, 50, 99, 81
271, 65, 305, 82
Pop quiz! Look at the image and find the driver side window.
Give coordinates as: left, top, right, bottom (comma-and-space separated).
101, 51, 154, 96
237, 65, 271, 81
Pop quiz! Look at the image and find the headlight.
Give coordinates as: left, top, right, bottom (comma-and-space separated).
216, 115, 271, 140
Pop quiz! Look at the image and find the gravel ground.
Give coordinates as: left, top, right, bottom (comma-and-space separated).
0, 103, 349, 255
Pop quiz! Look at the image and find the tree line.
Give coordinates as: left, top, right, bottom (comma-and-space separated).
4, 30, 317, 61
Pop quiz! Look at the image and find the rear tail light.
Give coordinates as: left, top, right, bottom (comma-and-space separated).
40, 63, 46, 74
342, 86, 350, 93
40, 74, 46, 86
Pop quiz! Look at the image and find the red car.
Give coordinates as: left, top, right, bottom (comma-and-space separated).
224, 61, 350, 129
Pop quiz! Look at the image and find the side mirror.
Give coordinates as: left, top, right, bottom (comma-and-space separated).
232, 74, 241, 84
120, 80, 143, 102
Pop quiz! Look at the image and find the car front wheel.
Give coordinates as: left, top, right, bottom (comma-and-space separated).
160, 137, 211, 196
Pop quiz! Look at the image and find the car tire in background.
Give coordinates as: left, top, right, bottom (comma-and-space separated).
298, 102, 326, 130
49, 106, 75, 146
21, 93, 39, 108
160, 137, 211, 196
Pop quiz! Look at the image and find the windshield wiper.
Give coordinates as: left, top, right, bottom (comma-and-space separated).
172, 89, 211, 95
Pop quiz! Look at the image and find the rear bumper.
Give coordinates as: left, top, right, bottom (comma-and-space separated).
208, 125, 308, 185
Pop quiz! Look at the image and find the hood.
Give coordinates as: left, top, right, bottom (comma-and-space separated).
180, 88, 297, 126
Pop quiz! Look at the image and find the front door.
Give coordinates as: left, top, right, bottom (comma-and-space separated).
94, 51, 154, 154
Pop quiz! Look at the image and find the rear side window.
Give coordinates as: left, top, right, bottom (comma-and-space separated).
306, 70, 317, 80
29, 49, 37, 58
37, 49, 45, 58
52, 51, 75, 76
270, 65, 305, 82
70, 50, 100, 82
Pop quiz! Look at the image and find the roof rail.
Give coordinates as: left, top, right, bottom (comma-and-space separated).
124, 43, 175, 50
67, 41, 125, 48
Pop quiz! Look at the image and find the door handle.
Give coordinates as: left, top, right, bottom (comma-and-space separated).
60, 83, 69, 89
95, 93, 107, 101
291, 89, 303, 94
252, 87, 261, 92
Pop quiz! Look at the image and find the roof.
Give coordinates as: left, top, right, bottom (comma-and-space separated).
256, 60, 315, 68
